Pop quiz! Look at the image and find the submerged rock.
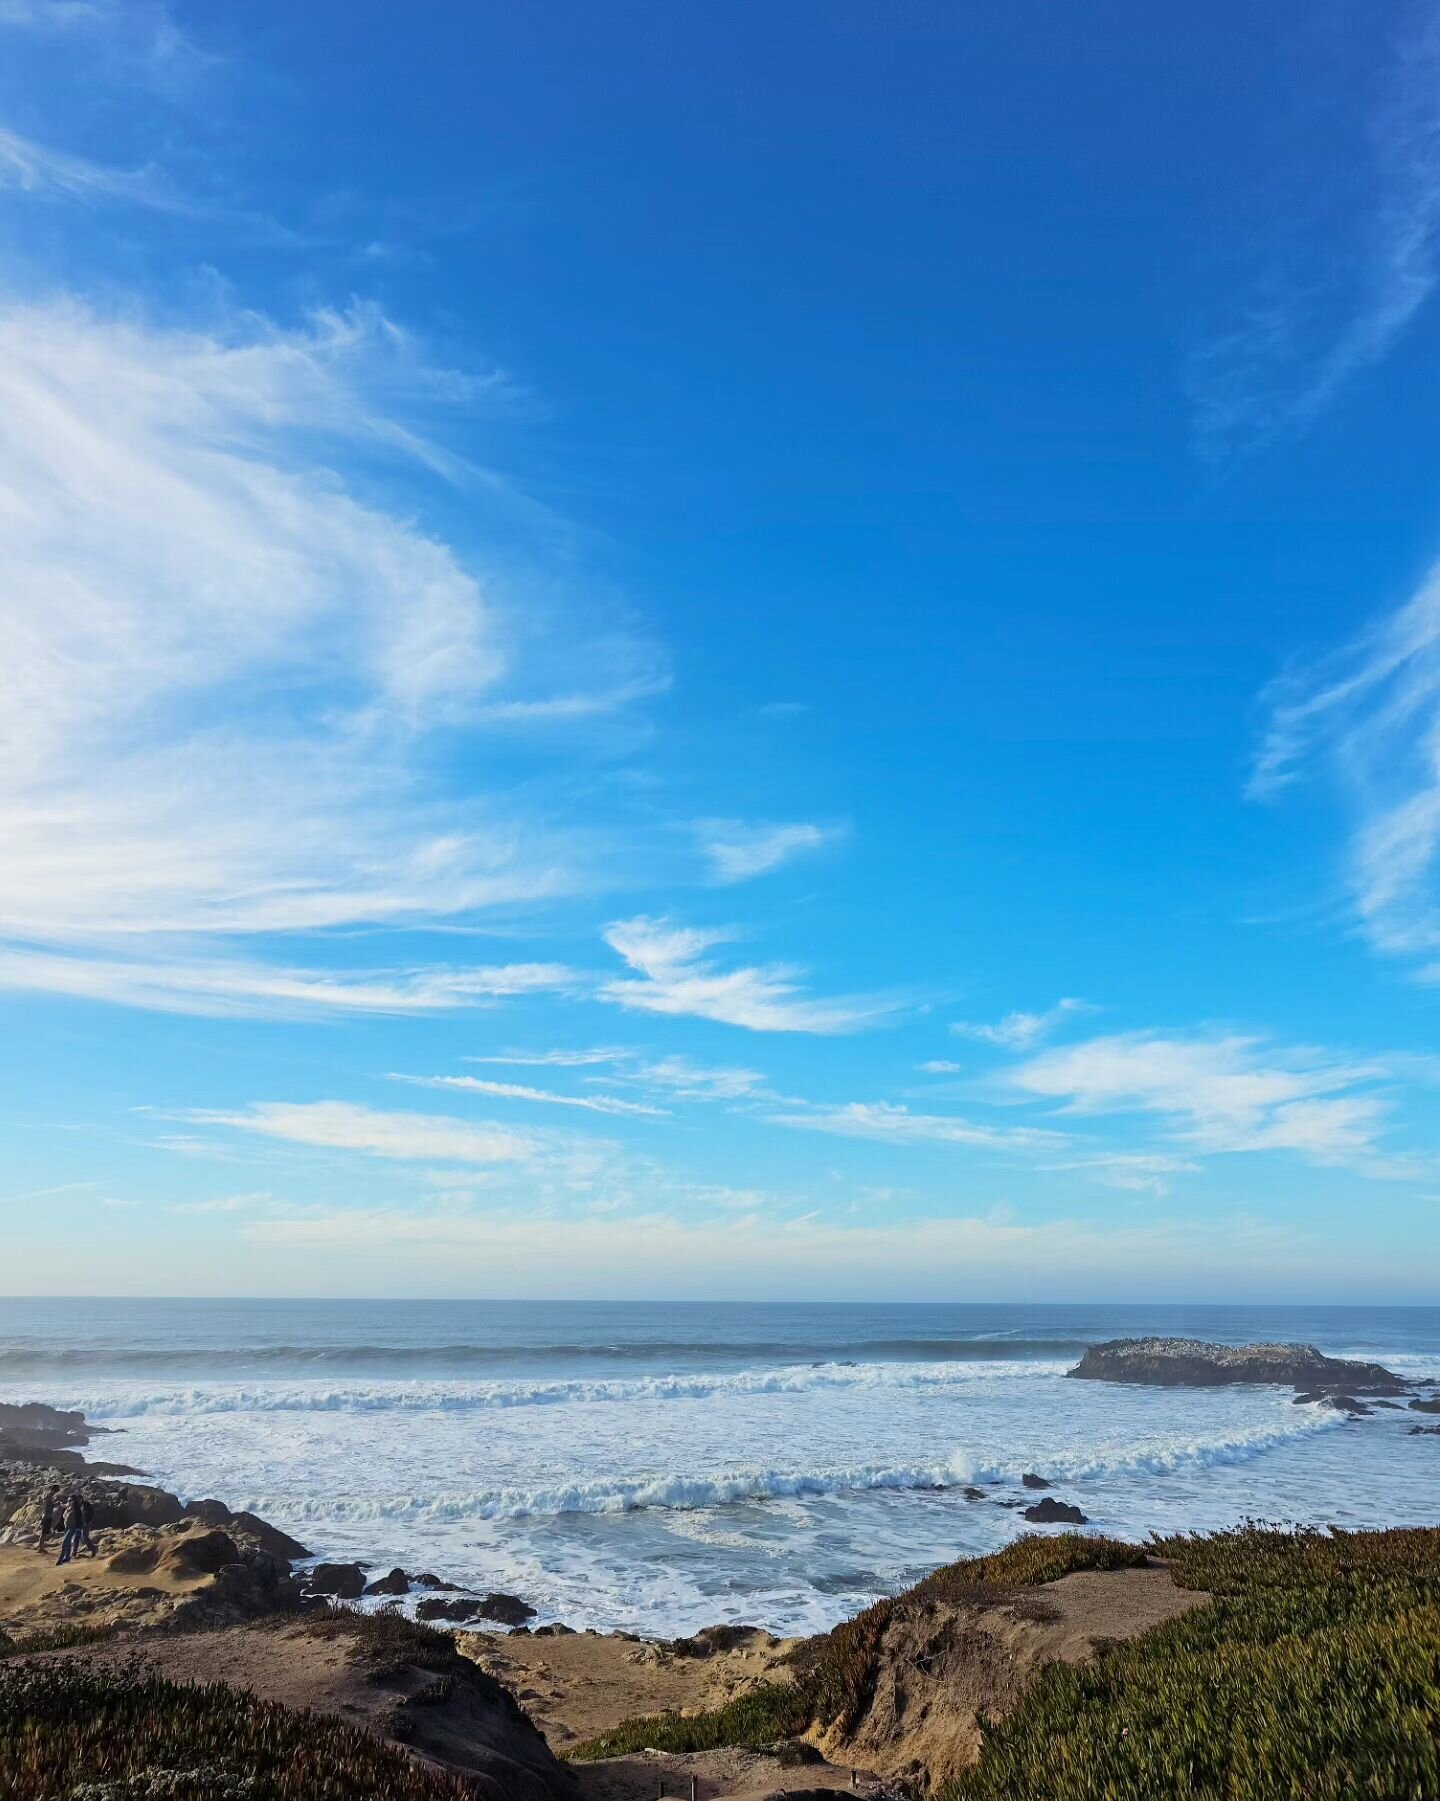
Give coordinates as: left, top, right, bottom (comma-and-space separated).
1067, 1339, 1404, 1392
1020, 1473, 1051, 1490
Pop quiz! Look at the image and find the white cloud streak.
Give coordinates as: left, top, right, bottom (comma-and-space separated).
766, 1100, 1069, 1155
697, 819, 841, 883
1251, 557, 1440, 978
951, 998, 1091, 1050
389, 1073, 669, 1119
599, 917, 895, 1034
1009, 1031, 1403, 1172
0, 124, 182, 209
1194, 9, 1440, 454
194, 1101, 538, 1166
0, 951, 577, 1018
0, 296, 657, 1013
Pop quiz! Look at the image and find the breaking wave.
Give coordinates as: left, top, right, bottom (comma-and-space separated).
46, 1359, 1066, 1420
246, 1413, 1339, 1524
0, 1336, 1088, 1374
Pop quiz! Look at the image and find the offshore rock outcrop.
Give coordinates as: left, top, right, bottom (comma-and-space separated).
1067, 1338, 1406, 1392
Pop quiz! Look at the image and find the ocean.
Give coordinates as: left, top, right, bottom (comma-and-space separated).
3, 1298, 1437, 1636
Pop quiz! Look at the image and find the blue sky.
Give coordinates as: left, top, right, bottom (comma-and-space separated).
3, 0, 1440, 1300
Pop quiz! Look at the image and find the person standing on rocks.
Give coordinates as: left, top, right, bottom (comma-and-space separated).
55, 1492, 86, 1566
37, 1486, 62, 1555
77, 1493, 98, 1557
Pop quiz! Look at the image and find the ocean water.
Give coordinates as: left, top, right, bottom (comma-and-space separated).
2, 1298, 1437, 1636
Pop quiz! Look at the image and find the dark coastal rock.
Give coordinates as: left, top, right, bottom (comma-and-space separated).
87, 1483, 187, 1529
228, 1510, 309, 1559
414, 1571, 464, 1591
532, 1622, 576, 1636
416, 1596, 486, 1622
961, 1486, 987, 1501
0, 1401, 93, 1449
184, 1497, 235, 1527
152, 1496, 308, 1558
1023, 1497, 1087, 1524
170, 1528, 242, 1575
416, 1591, 538, 1627
364, 1566, 412, 1597
1320, 1395, 1373, 1416
307, 1561, 366, 1600
478, 1592, 538, 1626
670, 1623, 761, 1658
1409, 1397, 1440, 1414
1067, 1338, 1404, 1392
1409, 1425, 1440, 1436
204, 1550, 302, 1618
1020, 1473, 1051, 1490
1372, 1400, 1405, 1410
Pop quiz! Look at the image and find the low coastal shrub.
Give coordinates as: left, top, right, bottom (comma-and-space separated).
567, 1681, 808, 1760
0, 1622, 116, 1659
295, 1606, 458, 1674
948, 1524, 1440, 1801
0, 1660, 468, 1799
568, 1533, 1144, 1760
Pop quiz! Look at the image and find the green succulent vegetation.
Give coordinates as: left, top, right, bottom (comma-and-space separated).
571, 1524, 1440, 1801
950, 1523, 1440, 1801
0, 1623, 116, 1660
568, 1531, 1147, 1760
0, 1660, 468, 1799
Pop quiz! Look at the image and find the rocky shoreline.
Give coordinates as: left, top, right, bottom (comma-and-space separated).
3, 1343, 1438, 1798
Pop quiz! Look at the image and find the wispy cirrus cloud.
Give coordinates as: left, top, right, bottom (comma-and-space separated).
697, 819, 843, 884
951, 998, 1092, 1050
0, 0, 204, 75
1193, 7, 1440, 455
602, 1055, 765, 1102
466, 1047, 765, 1103
1009, 1031, 1404, 1173
0, 950, 578, 1018
1251, 558, 1440, 980
0, 124, 184, 209
389, 1073, 669, 1119
192, 1101, 539, 1165
170, 1191, 273, 1215
0, 295, 660, 1014
598, 917, 897, 1034
765, 1100, 1069, 1155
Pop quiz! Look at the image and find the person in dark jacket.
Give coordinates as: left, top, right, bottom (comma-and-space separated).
37, 1486, 62, 1555
55, 1492, 86, 1566
77, 1494, 98, 1557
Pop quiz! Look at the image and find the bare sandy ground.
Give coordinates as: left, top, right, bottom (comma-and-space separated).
458, 1626, 889, 1800
0, 1532, 215, 1634
457, 1626, 800, 1751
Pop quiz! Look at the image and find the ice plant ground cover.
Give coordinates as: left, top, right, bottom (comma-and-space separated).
570, 1524, 1440, 1801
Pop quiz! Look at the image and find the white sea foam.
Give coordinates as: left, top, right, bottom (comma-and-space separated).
49, 1358, 1066, 1420
239, 1411, 1339, 1524
11, 1299, 1436, 1639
